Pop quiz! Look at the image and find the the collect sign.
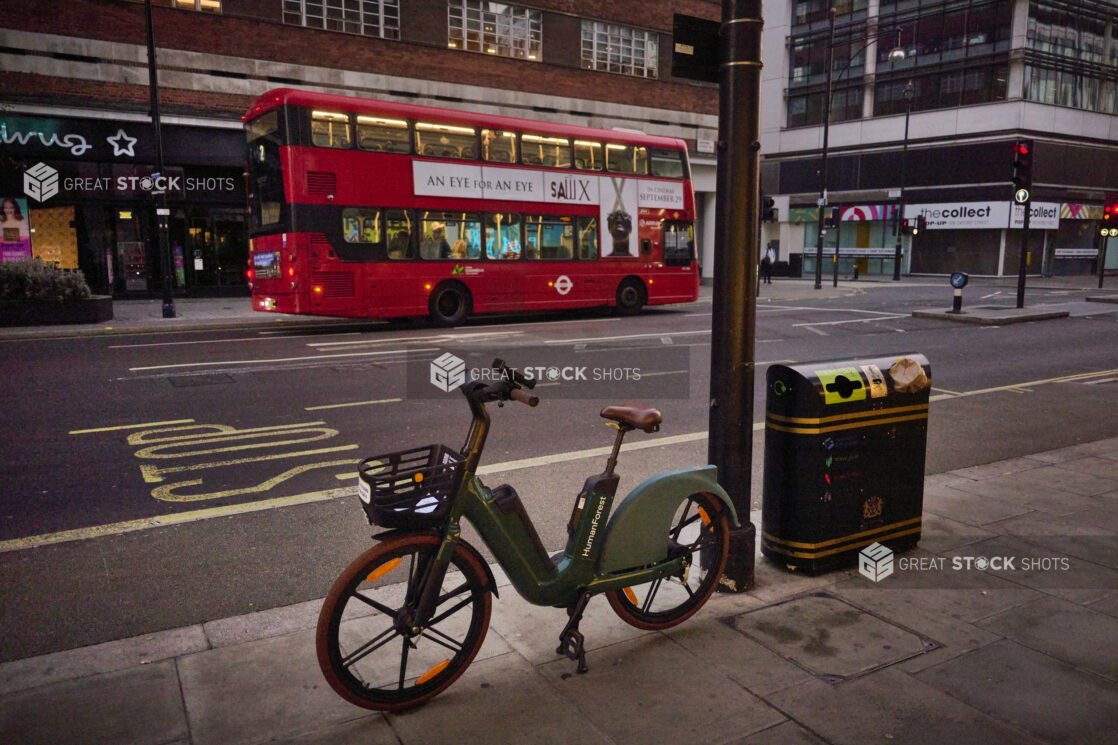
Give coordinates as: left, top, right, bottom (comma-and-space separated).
906, 202, 1009, 230
1010, 202, 1060, 230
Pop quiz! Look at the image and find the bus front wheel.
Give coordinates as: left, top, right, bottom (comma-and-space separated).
615, 278, 646, 316
429, 282, 472, 326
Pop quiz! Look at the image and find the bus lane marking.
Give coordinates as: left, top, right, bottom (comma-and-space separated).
127, 346, 440, 372
150, 459, 361, 503
70, 419, 195, 435
305, 398, 402, 411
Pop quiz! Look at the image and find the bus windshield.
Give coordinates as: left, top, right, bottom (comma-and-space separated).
246, 109, 284, 230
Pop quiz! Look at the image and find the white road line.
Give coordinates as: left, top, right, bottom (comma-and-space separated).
128, 347, 440, 372
546, 330, 710, 344
804, 326, 830, 336
308, 331, 523, 348
793, 314, 908, 328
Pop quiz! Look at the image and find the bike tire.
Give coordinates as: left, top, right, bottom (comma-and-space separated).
605, 492, 730, 630
316, 532, 492, 711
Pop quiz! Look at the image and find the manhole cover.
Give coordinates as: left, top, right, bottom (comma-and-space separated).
727, 592, 939, 684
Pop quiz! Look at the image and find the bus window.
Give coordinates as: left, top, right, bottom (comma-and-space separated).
481, 129, 517, 164
356, 115, 410, 154
342, 209, 382, 244
649, 148, 685, 178
311, 110, 351, 148
415, 122, 477, 159
419, 211, 481, 259
524, 216, 574, 260
245, 109, 283, 229
606, 143, 648, 174
485, 213, 522, 260
577, 216, 599, 259
521, 133, 571, 168
386, 210, 413, 260
662, 221, 694, 267
573, 140, 603, 171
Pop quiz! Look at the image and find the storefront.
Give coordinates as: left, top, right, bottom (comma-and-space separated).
1, 113, 247, 296
790, 199, 1111, 278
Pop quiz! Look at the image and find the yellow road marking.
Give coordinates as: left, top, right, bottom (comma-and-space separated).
70, 419, 195, 435
305, 398, 402, 411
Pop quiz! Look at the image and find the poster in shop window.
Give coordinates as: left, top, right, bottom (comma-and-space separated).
1, 197, 33, 262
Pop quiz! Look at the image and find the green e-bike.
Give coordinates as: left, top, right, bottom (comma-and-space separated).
316, 359, 739, 711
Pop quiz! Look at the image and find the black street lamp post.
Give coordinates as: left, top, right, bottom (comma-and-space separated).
893, 81, 913, 281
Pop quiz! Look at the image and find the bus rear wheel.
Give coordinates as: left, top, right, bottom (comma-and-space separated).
429, 282, 471, 326
615, 278, 646, 316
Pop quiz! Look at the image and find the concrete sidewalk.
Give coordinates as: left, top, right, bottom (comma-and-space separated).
2, 436, 1117, 745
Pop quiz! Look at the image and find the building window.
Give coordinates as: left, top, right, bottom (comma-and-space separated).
283, 0, 400, 39
581, 21, 658, 79
448, 1, 542, 60
149, 0, 221, 10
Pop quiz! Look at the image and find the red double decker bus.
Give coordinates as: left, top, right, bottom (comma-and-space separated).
244, 88, 698, 325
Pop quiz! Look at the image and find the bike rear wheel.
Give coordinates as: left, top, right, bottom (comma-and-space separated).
316, 532, 492, 711
606, 492, 730, 630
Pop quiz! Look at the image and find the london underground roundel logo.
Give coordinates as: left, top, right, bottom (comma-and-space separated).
554, 275, 573, 295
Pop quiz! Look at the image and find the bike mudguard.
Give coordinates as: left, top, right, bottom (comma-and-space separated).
372, 528, 500, 598
596, 465, 739, 574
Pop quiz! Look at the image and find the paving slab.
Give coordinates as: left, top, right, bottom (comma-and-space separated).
732, 720, 830, 745
922, 481, 1035, 527
767, 667, 1045, 745
538, 633, 786, 745
177, 628, 385, 745
261, 717, 397, 745
727, 593, 935, 683
984, 508, 1118, 568
0, 623, 208, 696
387, 652, 614, 745
0, 661, 188, 745
946, 472, 1102, 515
915, 640, 1118, 745
975, 595, 1118, 680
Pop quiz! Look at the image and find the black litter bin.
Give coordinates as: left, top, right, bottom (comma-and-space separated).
761, 354, 931, 573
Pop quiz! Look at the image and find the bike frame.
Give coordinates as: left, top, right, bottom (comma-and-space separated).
414, 382, 739, 619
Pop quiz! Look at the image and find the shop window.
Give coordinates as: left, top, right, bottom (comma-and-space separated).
356, 116, 410, 153
521, 133, 570, 167
311, 111, 351, 148
481, 129, 517, 163
283, 0, 400, 39
580, 20, 658, 78
573, 140, 604, 171
415, 122, 477, 159
149, 0, 222, 11
448, 1, 541, 60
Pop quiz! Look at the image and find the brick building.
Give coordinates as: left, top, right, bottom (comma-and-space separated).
1, 0, 721, 296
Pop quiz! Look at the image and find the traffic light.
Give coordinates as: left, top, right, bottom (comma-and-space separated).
916, 215, 927, 234
1012, 139, 1033, 191
1102, 199, 1118, 236
823, 206, 840, 229
760, 195, 776, 222
900, 218, 914, 235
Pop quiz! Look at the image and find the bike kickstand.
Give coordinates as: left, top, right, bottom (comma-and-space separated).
556, 591, 592, 674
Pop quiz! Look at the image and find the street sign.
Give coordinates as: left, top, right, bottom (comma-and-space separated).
1014, 188, 1030, 204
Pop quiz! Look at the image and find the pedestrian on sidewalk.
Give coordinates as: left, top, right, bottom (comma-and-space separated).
761, 245, 775, 284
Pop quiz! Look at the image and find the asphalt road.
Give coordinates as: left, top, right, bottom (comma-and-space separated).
2, 279, 1117, 660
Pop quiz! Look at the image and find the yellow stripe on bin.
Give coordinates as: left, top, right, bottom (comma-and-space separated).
762, 516, 922, 550
766, 403, 929, 426
766, 412, 928, 435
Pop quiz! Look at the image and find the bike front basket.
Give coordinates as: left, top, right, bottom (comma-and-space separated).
357, 444, 465, 529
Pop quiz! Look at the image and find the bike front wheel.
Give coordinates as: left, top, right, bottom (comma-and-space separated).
606, 492, 730, 630
316, 532, 492, 711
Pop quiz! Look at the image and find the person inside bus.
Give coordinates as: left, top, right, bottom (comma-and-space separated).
421, 223, 451, 259
388, 227, 410, 259
450, 239, 468, 259
501, 237, 520, 260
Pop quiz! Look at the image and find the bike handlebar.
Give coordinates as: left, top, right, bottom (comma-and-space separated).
509, 388, 539, 407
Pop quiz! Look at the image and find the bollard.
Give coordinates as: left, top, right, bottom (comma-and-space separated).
949, 272, 968, 314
